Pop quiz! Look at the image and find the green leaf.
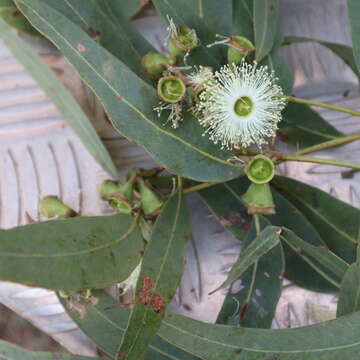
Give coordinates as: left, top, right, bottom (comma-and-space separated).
0, 0, 38, 35
105, 0, 145, 19
37, 0, 149, 78
269, 188, 338, 292
253, 0, 279, 61
283, 36, 360, 77
159, 310, 360, 359
263, 51, 293, 95
118, 189, 191, 359
347, 0, 360, 74
279, 102, 344, 148
0, 340, 100, 360
0, 214, 144, 291
337, 263, 360, 317
60, 290, 200, 360
97, 0, 154, 55
0, 18, 118, 178
233, 0, 254, 42
281, 229, 349, 289
151, 0, 223, 68
62, 289, 360, 360
201, 0, 232, 36
200, 177, 339, 292
217, 219, 284, 328
273, 176, 358, 264
212, 226, 281, 294
17, 0, 243, 182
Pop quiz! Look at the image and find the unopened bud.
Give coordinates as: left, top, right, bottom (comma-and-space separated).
137, 178, 164, 216
99, 180, 122, 200
241, 182, 275, 215
227, 36, 255, 64
40, 196, 76, 219
157, 76, 186, 104
168, 26, 199, 58
245, 155, 275, 184
141, 52, 173, 79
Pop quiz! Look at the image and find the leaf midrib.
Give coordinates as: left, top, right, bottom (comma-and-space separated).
160, 319, 360, 354
0, 218, 137, 258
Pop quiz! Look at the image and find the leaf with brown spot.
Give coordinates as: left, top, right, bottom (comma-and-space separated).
117, 188, 191, 359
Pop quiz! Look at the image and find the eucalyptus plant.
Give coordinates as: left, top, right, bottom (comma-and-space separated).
1, 0, 360, 359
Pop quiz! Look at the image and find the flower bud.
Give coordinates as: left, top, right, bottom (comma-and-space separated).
168, 26, 199, 58
99, 180, 122, 200
241, 183, 275, 215
245, 155, 275, 184
137, 178, 164, 216
227, 36, 255, 65
141, 52, 173, 79
157, 76, 186, 104
40, 196, 76, 218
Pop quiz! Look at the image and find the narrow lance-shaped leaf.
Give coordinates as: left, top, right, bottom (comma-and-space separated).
253, 0, 279, 61
201, 176, 339, 292
217, 219, 285, 328
17, 0, 243, 182
200, 0, 232, 36
160, 310, 360, 359
337, 263, 360, 317
0, 18, 118, 178
0, 340, 101, 360
273, 175, 358, 263
269, 187, 338, 292
0, 214, 144, 291
118, 188, 191, 360
281, 228, 349, 289
211, 226, 281, 294
233, 0, 254, 42
199, 181, 285, 327
38, 0, 149, 78
262, 51, 293, 95
62, 289, 360, 360
105, 0, 145, 19
0, 0, 38, 35
283, 36, 360, 77
347, 0, 360, 74
59, 290, 201, 360
97, 0, 154, 55
279, 102, 344, 148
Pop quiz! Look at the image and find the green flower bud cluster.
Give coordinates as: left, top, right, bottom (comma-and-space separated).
99, 169, 164, 217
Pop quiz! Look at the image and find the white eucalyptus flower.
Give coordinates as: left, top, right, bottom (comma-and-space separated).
196, 62, 286, 149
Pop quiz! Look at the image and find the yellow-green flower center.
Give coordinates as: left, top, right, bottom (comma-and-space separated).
234, 96, 253, 117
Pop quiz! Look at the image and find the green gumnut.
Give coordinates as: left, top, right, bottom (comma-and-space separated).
137, 178, 164, 216
40, 195, 76, 218
241, 182, 275, 215
141, 52, 173, 79
157, 76, 186, 104
246, 155, 275, 184
168, 26, 199, 58
227, 35, 255, 65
